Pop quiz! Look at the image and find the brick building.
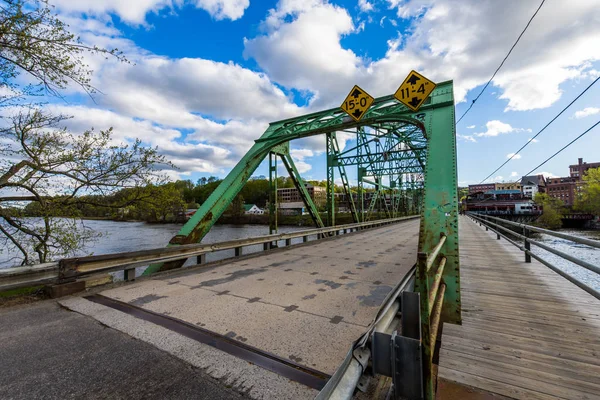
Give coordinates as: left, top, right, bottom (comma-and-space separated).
546, 158, 599, 206
546, 177, 578, 206
277, 184, 326, 205
495, 182, 522, 191
468, 183, 495, 194
569, 158, 600, 179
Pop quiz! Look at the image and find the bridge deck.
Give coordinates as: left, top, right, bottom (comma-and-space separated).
61, 218, 419, 399
439, 216, 600, 400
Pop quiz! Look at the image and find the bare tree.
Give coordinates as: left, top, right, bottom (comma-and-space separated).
0, 1, 170, 265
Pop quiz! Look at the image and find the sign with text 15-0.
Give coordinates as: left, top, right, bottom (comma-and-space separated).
340, 85, 374, 122
394, 70, 436, 112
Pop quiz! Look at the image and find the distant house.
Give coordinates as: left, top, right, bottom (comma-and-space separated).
244, 204, 264, 215
185, 209, 197, 220
520, 175, 546, 198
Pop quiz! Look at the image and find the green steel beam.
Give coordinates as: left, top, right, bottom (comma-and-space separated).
329, 132, 359, 223
413, 82, 459, 399
279, 152, 325, 229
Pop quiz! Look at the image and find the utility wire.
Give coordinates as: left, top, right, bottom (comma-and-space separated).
480, 75, 600, 183
516, 119, 600, 183
456, 0, 546, 125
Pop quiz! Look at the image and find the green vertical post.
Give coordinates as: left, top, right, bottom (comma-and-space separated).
326, 133, 335, 227
414, 82, 459, 399
269, 152, 278, 235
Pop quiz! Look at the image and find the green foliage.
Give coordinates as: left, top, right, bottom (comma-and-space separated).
575, 167, 600, 216
534, 193, 563, 230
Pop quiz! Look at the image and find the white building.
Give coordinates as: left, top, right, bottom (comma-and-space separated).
520, 175, 546, 198
244, 204, 264, 215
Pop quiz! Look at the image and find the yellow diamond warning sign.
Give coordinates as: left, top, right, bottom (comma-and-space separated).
394, 70, 436, 112
340, 85, 374, 122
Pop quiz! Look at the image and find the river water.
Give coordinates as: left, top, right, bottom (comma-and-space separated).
531, 229, 600, 292
0, 219, 304, 270
1, 221, 599, 291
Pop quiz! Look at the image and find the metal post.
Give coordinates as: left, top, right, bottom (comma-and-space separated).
285, 238, 291, 246
124, 268, 135, 281
269, 152, 278, 235
263, 242, 270, 251
524, 227, 531, 263
196, 254, 206, 264
303, 235, 308, 243
235, 247, 243, 257
326, 133, 335, 227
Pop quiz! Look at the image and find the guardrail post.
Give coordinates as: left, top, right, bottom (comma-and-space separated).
524, 227, 531, 263
263, 242, 271, 251
285, 238, 292, 246
196, 254, 206, 264
303, 235, 308, 243
124, 268, 136, 281
235, 247, 243, 257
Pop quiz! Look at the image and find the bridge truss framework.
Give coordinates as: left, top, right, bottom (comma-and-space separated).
145, 81, 460, 399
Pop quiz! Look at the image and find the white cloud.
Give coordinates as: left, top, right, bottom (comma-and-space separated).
483, 175, 503, 183
474, 120, 527, 138
506, 153, 522, 160
358, 0, 374, 13
533, 171, 556, 179
244, 1, 360, 106
528, 138, 539, 143
510, 171, 519, 177
244, 0, 600, 112
573, 107, 600, 119
290, 148, 315, 173
457, 134, 476, 143
52, 0, 249, 24
466, 125, 476, 129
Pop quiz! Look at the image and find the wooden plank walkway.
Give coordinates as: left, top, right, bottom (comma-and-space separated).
438, 216, 600, 400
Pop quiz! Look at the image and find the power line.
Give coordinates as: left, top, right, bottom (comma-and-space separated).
479, 75, 600, 183
516, 119, 600, 182
456, 0, 546, 125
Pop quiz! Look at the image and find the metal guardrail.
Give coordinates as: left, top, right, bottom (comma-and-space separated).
0, 216, 419, 292
316, 265, 416, 400
467, 213, 600, 300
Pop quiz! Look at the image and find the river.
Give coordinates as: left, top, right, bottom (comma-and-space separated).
0, 219, 304, 270
532, 229, 600, 292
1, 221, 599, 291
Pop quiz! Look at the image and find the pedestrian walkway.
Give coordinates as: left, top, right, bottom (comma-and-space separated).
438, 216, 600, 400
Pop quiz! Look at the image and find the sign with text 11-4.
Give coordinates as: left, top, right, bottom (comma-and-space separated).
340, 85, 374, 122
394, 70, 436, 112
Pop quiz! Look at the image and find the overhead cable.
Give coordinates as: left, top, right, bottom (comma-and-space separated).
479, 75, 600, 183
456, 0, 546, 125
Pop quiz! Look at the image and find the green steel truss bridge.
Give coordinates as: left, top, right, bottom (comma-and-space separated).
3, 79, 599, 400
144, 80, 460, 398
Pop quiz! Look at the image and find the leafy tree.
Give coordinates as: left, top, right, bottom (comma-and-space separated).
0, 111, 167, 263
0, 0, 166, 265
141, 183, 186, 222
534, 193, 563, 230
575, 168, 600, 216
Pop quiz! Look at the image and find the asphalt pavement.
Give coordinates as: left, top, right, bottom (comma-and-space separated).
0, 300, 245, 400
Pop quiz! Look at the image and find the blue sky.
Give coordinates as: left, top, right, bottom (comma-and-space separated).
48, 0, 600, 186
